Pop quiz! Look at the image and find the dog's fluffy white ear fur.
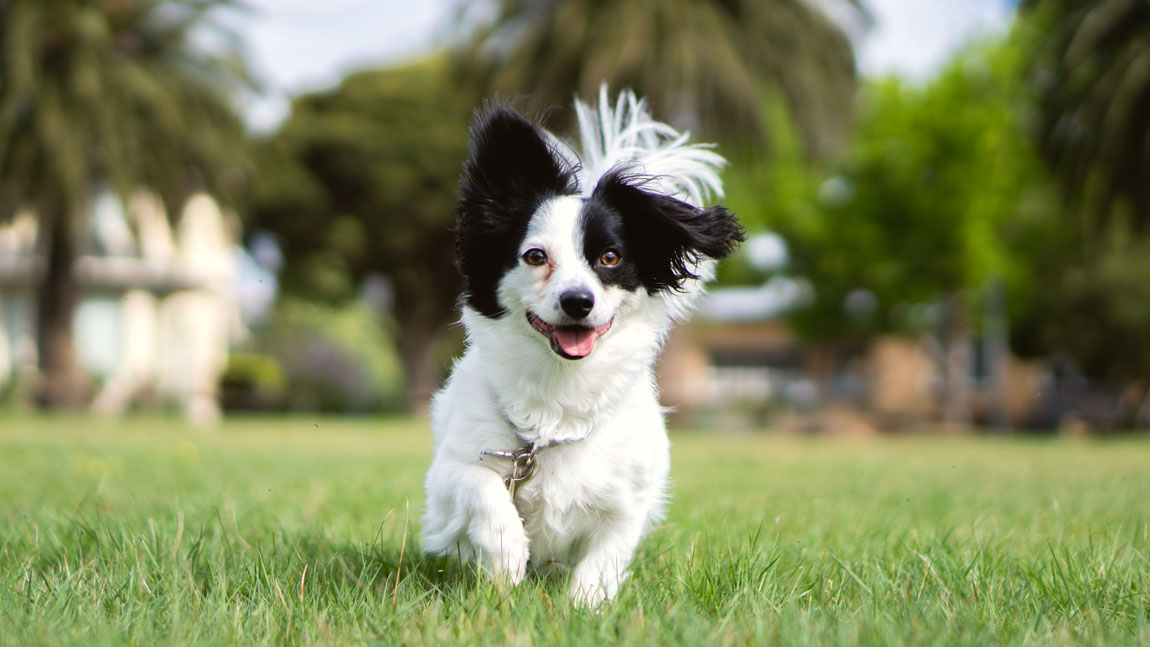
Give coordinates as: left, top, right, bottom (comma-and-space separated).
570, 85, 726, 208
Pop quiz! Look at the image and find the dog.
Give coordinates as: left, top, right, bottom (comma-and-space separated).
422, 87, 744, 605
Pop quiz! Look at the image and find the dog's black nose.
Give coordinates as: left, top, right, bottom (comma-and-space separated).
559, 290, 594, 319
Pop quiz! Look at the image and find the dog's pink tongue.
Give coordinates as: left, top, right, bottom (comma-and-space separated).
554, 327, 597, 358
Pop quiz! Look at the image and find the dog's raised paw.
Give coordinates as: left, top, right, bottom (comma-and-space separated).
569, 571, 620, 608
471, 520, 529, 586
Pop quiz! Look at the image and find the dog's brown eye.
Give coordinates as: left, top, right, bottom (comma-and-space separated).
599, 250, 621, 267
523, 248, 547, 266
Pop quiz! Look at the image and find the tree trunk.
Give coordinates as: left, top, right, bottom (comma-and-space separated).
941, 293, 972, 430
36, 206, 89, 408
981, 278, 1009, 431
394, 298, 444, 415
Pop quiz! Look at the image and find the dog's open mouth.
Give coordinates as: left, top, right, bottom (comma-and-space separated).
527, 312, 613, 360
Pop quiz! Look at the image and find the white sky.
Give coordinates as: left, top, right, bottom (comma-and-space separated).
231, 0, 457, 131
858, 0, 1015, 79
231, 0, 1017, 132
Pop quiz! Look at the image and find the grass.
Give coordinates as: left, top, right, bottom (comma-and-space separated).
0, 415, 1148, 646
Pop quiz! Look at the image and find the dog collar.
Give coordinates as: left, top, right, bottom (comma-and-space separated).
482, 401, 545, 499
481, 444, 537, 499
481, 402, 582, 499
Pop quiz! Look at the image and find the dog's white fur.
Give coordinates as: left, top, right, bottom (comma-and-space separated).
422, 88, 726, 605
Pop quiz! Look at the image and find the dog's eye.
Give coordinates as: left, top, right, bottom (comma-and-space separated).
599, 250, 621, 267
522, 248, 548, 266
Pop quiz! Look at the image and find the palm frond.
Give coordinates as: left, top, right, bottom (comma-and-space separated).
1024, 0, 1150, 227
454, 0, 866, 159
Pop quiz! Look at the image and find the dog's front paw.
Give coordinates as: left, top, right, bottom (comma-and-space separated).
569, 567, 624, 607
470, 516, 529, 586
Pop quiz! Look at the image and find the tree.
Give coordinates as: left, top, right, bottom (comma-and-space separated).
718, 29, 1068, 421
456, 0, 867, 159
1023, 0, 1150, 230
727, 33, 1051, 342
248, 58, 475, 410
728, 12, 1150, 388
0, 0, 249, 407
1011, 1, 1150, 381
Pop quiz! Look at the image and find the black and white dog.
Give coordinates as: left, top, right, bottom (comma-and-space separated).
422, 88, 744, 605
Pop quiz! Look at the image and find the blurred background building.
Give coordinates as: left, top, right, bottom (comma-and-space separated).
2, 0, 1148, 431
0, 192, 241, 423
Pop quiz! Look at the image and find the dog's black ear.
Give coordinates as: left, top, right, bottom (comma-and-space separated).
455, 101, 578, 317
591, 169, 745, 293
458, 102, 577, 215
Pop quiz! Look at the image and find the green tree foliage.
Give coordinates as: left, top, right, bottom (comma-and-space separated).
727, 15, 1150, 381
458, 0, 867, 158
718, 93, 823, 284
248, 58, 475, 408
1019, 227, 1150, 380
1023, 0, 1150, 229
0, 0, 250, 407
728, 34, 1055, 342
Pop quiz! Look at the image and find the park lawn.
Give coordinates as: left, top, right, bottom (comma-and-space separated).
0, 416, 1147, 646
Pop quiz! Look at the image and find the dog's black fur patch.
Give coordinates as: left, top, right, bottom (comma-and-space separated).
589, 169, 745, 293
579, 195, 643, 292
455, 102, 579, 318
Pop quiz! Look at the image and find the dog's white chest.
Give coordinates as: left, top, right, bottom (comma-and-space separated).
505, 427, 669, 568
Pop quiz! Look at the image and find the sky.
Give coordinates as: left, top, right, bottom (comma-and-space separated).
858, 0, 1016, 77
231, 0, 1018, 132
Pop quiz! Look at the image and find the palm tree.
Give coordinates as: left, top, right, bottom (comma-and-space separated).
1023, 0, 1150, 230
0, 0, 250, 407
454, 0, 868, 159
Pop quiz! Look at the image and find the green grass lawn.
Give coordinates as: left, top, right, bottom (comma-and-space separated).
1, 415, 1147, 646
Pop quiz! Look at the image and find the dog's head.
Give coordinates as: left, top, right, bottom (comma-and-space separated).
455, 101, 744, 361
